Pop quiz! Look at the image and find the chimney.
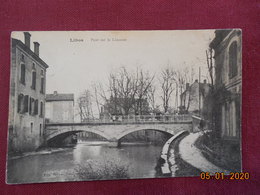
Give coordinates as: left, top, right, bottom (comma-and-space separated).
33, 42, 40, 56
186, 83, 190, 90
54, 91, 58, 95
24, 32, 31, 48
204, 79, 207, 84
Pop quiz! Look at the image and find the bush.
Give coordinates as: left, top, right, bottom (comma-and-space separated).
74, 157, 129, 180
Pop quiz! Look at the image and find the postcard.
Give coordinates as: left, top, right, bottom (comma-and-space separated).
6, 30, 242, 184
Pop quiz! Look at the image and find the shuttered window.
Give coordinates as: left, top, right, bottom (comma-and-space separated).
40, 77, 44, 94
31, 71, 36, 90
40, 102, 43, 117
23, 95, 29, 113
229, 42, 238, 78
20, 64, 26, 85
29, 97, 35, 115
17, 94, 24, 113
34, 99, 38, 115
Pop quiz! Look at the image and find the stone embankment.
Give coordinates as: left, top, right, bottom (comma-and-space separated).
159, 131, 188, 175
165, 131, 230, 177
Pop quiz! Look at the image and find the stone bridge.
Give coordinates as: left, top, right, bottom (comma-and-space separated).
45, 115, 193, 146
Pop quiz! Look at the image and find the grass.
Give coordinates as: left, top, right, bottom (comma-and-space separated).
195, 131, 241, 172
74, 157, 130, 180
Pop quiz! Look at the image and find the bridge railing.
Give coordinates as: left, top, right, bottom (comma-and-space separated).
81, 114, 192, 124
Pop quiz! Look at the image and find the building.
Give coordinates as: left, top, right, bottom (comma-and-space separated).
179, 79, 211, 116
45, 91, 74, 123
8, 32, 48, 153
210, 29, 242, 140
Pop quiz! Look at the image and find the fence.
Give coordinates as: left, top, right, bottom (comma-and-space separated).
81, 114, 192, 124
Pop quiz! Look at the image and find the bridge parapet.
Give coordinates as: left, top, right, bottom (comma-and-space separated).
47, 114, 192, 125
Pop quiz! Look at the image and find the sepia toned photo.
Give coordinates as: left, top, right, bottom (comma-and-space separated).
7, 30, 242, 184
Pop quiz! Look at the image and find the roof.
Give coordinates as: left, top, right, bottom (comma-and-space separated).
46, 93, 74, 102
180, 81, 211, 96
12, 38, 49, 69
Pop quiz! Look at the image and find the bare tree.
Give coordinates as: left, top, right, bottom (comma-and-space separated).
177, 65, 195, 113
116, 67, 139, 115
92, 83, 101, 116
135, 69, 155, 114
102, 67, 156, 116
160, 66, 176, 113
77, 90, 94, 122
101, 67, 139, 115
147, 84, 156, 113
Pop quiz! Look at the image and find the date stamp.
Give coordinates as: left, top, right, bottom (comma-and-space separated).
200, 172, 250, 180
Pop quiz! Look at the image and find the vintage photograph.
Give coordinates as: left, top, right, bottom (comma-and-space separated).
7, 30, 242, 184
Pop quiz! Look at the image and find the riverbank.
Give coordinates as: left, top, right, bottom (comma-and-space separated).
169, 131, 231, 176
159, 131, 189, 176
168, 132, 201, 177
8, 147, 72, 160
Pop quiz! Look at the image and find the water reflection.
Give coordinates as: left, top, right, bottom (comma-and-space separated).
7, 141, 162, 184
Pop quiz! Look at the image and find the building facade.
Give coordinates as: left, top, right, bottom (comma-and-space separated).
45, 91, 74, 123
180, 79, 211, 117
8, 32, 48, 153
210, 29, 242, 140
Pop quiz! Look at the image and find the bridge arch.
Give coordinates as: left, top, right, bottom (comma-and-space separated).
46, 128, 110, 145
116, 127, 175, 141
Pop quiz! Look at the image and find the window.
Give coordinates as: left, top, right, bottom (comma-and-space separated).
20, 64, 26, 85
229, 42, 238, 78
29, 97, 34, 115
23, 95, 29, 113
40, 124, 42, 136
17, 94, 29, 114
34, 99, 38, 115
31, 71, 36, 90
30, 122, 33, 133
40, 77, 44, 94
40, 102, 43, 117
17, 94, 24, 113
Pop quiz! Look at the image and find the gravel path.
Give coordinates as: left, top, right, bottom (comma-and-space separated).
179, 132, 230, 174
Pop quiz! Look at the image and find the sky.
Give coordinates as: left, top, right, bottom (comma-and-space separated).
12, 30, 215, 117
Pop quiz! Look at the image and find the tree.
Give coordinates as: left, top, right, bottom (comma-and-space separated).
135, 69, 155, 114
92, 83, 101, 116
97, 67, 156, 116
177, 66, 195, 113
147, 84, 156, 113
77, 90, 94, 122
103, 67, 139, 115
160, 66, 177, 113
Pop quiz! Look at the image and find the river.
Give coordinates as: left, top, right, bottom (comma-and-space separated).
7, 141, 163, 184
